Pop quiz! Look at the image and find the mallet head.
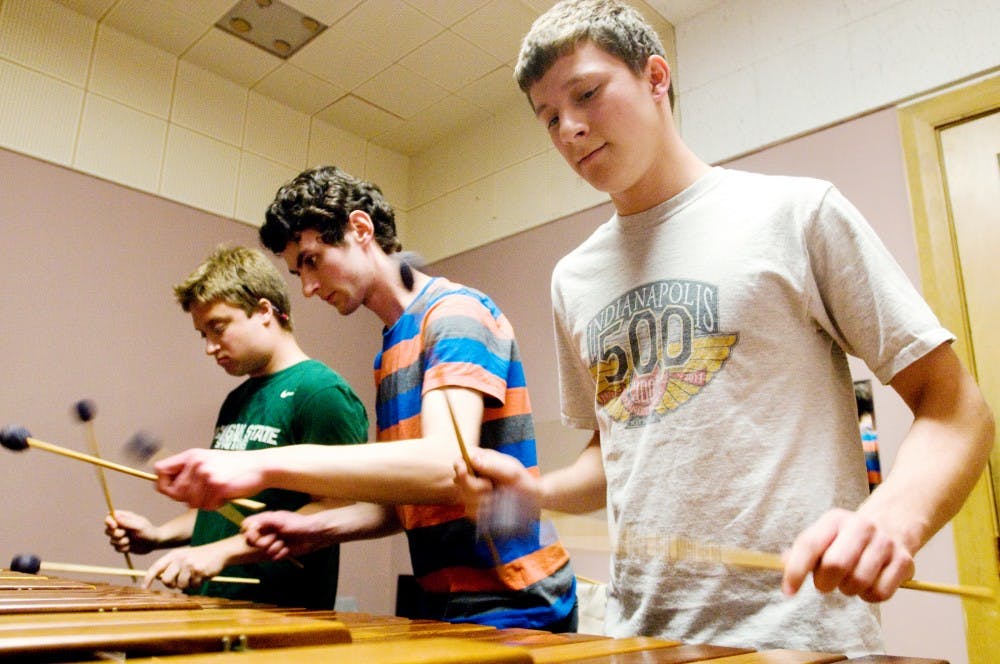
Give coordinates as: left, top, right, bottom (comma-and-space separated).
123, 430, 163, 466
0, 425, 31, 452
73, 399, 97, 422
9, 553, 41, 574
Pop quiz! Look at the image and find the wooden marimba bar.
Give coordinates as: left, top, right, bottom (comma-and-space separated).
0, 570, 948, 663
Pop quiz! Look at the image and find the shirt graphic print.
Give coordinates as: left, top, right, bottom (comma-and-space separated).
587, 279, 737, 426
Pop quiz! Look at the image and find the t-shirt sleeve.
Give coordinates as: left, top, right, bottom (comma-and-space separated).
803, 184, 953, 384
420, 293, 510, 404
552, 265, 599, 430
294, 381, 369, 446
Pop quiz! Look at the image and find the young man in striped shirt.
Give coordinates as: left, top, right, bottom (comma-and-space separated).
154, 166, 577, 631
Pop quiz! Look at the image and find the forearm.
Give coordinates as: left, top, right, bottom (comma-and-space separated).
203, 534, 271, 567
297, 497, 356, 515
858, 403, 993, 552
309, 503, 402, 544
540, 432, 607, 514
155, 510, 198, 547
860, 348, 994, 553
261, 440, 459, 504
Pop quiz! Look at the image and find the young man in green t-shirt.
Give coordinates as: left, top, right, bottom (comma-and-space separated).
103, 245, 367, 608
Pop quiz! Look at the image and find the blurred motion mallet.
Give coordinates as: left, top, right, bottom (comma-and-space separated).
73, 399, 135, 573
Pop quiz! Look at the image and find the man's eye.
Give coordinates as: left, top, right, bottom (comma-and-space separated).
546, 115, 559, 129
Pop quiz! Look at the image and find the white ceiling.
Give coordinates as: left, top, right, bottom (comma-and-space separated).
52, 0, 719, 156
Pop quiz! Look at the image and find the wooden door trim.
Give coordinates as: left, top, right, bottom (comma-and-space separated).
897, 74, 1000, 664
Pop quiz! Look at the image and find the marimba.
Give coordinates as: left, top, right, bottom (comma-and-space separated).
0, 569, 948, 663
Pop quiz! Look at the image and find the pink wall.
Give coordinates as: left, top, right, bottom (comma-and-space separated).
0, 148, 395, 615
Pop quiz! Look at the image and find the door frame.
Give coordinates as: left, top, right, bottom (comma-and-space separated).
897, 74, 1000, 664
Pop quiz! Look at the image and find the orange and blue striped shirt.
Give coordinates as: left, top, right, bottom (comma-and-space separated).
374, 277, 576, 628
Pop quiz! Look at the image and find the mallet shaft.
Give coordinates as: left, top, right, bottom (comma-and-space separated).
39, 560, 259, 585
665, 537, 994, 600
443, 392, 502, 567
81, 419, 136, 572
23, 435, 265, 512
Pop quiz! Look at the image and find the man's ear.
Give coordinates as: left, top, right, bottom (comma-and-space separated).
254, 297, 274, 322
647, 55, 671, 103
348, 209, 375, 243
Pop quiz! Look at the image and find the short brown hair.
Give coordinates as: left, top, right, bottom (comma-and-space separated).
515, 0, 671, 107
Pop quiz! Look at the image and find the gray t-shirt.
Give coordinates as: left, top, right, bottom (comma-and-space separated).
551, 167, 952, 654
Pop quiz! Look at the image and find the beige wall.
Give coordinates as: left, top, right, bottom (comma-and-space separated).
2, 0, 996, 264
673, 0, 1000, 164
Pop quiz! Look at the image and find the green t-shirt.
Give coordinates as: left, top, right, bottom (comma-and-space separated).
189, 359, 367, 608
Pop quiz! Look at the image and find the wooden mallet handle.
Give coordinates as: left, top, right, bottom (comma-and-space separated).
665, 536, 995, 600
1, 425, 265, 512
10, 553, 258, 585
74, 399, 136, 573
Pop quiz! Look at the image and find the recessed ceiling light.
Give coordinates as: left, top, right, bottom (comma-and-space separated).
216, 0, 327, 59
229, 17, 251, 33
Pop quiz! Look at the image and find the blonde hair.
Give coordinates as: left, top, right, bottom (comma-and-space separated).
173, 245, 293, 330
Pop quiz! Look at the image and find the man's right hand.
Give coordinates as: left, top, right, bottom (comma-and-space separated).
242, 510, 326, 561
453, 448, 541, 537
154, 448, 265, 511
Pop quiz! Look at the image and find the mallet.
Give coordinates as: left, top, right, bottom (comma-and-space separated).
658, 535, 995, 600
9, 553, 258, 585
443, 392, 504, 566
73, 399, 135, 573
121, 430, 305, 569
0, 425, 265, 512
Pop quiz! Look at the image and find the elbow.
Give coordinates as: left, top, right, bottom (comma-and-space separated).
963, 387, 995, 474
979, 399, 995, 459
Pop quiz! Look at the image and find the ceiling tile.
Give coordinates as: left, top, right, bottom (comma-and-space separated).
354, 63, 449, 120
183, 28, 280, 88
103, 0, 207, 55
519, 0, 558, 12
254, 63, 346, 115
90, 25, 175, 118
452, 0, 540, 62
244, 92, 310, 168
283, 0, 363, 25
169, 0, 241, 24
456, 65, 524, 112
50, 0, 117, 20
371, 94, 489, 155
404, 0, 491, 26
48, 0, 702, 163
400, 30, 502, 93
331, 0, 445, 61
289, 21, 391, 90
172, 60, 247, 147
646, 0, 723, 23
315, 94, 403, 140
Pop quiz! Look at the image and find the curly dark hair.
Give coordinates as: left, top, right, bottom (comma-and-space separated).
260, 166, 401, 255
